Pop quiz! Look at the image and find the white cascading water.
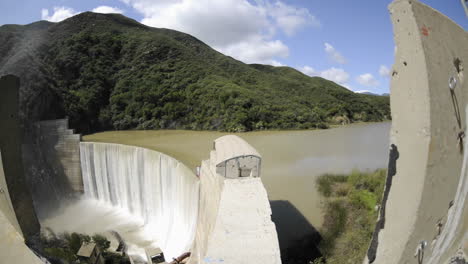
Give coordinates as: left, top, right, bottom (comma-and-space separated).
79, 142, 200, 261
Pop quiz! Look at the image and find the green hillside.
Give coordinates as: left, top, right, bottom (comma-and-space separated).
0, 12, 390, 133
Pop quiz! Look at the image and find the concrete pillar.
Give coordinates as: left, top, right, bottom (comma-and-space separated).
0, 150, 22, 236
0, 75, 40, 239
368, 1, 468, 263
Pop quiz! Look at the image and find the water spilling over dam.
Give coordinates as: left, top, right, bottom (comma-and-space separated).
79, 142, 200, 261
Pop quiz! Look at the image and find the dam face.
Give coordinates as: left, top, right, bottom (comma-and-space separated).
79, 142, 200, 261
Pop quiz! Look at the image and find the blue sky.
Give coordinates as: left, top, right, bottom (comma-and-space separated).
0, 0, 466, 94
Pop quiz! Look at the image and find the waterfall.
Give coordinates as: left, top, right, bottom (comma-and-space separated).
79, 142, 200, 261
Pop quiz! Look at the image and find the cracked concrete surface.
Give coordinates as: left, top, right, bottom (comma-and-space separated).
367, 1, 468, 263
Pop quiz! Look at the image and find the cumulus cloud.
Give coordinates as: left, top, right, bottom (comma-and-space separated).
379, 65, 390, 77
300, 66, 351, 88
354, 90, 371, 94
92, 6, 125, 14
321, 67, 350, 85
356, 73, 379, 87
41, 7, 79, 22
299, 66, 318, 76
120, 0, 318, 65
270, 60, 285, 67
265, 1, 320, 36
221, 38, 289, 64
324, 42, 346, 64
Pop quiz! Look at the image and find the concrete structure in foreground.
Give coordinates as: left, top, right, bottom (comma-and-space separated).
0, 75, 40, 239
367, 1, 468, 263
189, 135, 281, 264
0, 149, 42, 263
0, 75, 43, 263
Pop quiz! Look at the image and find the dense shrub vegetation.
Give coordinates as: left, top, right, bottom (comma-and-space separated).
40, 231, 129, 264
314, 169, 386, 264
27, 12, 391, 134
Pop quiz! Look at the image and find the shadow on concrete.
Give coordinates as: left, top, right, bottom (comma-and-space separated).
270, 200, 322, 264
22, 127, 73, 220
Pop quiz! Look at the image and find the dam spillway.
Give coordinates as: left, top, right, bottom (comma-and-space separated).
79, 142, 200, 261
79, 136, 281, 264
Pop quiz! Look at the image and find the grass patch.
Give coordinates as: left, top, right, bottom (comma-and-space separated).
316, 174, 347, 197
314, 169, 386, 264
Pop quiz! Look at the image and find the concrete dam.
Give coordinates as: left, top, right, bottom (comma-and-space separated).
80, 142, 200, 261
1, 103, 282, 263
1, 0, 468, 263
79, 135, 281, 263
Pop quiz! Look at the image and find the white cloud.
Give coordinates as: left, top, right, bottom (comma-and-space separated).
321, 67, 350, 85
324, 42, 346, 64
120, 0, 319, 65
299, 66, 350, 88
379, 65, 390, 77
342, 83, 352, 90
354, 90, 371, 94
356, 73, 379, 87
92, 6, 125, 14
217, 36, 289, 65
265, 1, 320, 36
299, 66, 318, 76
270, 60, 285, 67
41, 7, 79, 22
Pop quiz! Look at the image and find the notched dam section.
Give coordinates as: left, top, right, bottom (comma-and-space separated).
79, 142, 200, 261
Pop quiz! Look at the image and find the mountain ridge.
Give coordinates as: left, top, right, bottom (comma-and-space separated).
0, 12, 390, 133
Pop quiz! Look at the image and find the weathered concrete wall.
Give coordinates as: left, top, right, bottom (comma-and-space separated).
368, 1, 468, 263
189, 158, 225, 263
35, 119, 82, 192
0, 209, 44, 264
0, 150, 22, 235
0, 153, 43, 264
0, 150, 43, 263
0, 75, 40, 239
21, 118, 82, 219
189, 136, 281, 264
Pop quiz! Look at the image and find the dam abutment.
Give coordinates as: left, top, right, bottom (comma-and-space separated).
0, 75, 40, 239
368, 1, 468, 263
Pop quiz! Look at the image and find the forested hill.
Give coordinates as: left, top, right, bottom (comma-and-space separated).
0, 12, 390, 133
